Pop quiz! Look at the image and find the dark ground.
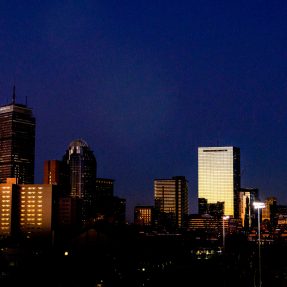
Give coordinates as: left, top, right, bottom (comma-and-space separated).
1, 226, 287, 287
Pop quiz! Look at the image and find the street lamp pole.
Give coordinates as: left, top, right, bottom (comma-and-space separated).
222, 215, 229, 250
253, 202, 265, 287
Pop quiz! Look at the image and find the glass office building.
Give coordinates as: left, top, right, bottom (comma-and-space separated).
239, 188, 258, 228
154, 176, 188, 229
62, 139, 97, 224
62, 139, 97, 198
198, 146, 240, 217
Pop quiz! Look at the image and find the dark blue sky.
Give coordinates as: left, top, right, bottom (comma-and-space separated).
1, 1, 287, 221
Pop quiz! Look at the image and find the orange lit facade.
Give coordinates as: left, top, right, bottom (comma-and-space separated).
0, 178, 18, 236
134, 206, 153, 226
19, 184, 55, 237
0, 179, 56, 238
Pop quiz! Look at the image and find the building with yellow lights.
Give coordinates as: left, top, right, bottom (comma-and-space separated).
0, 178, 18, 236
18, 184, 55, 238
0, 178, 56, 239
134, 206, 154, 226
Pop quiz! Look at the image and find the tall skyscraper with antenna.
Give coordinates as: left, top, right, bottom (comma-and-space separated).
0, 86, 36, 183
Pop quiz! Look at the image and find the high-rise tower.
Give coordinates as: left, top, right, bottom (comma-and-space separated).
62, 139, 97, 224
0, 87, 36, 184
198, 146, 240, 218
154, 176, 188, 229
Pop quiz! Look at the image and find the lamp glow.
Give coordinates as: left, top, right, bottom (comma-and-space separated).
222, 215, 230, 250
253, 201, 265, 287
253, 202, 266, 209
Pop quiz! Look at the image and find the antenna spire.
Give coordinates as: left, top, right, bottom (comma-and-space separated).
12, 85, 16, 104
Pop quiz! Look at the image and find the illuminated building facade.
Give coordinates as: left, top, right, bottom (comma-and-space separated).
134, 206, 153, 226
188, 214, 221, 233
239, 188, 258, 229
0, 178, 18, 236
154, 176, 188, 229
19, 184, 55, 237
0, 92, 36, 184
198, 146, 240, 218
0, 178, 56, 238
262, 197, 277, 226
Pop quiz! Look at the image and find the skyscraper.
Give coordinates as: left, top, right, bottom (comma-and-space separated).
62, 139, 97, 224
0, 88, 36, 184
239, 187, 258, 229
154, 176, 188, 229
198, 146, 240, 218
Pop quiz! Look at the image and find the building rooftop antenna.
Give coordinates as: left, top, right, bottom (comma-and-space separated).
12, 85, 16, 104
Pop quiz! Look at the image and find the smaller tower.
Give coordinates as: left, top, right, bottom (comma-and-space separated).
154, 176, 188, 230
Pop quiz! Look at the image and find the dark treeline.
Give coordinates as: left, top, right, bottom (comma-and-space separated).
1, 223, 287, 287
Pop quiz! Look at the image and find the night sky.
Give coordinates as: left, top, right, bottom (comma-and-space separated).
1, 1, 287, 221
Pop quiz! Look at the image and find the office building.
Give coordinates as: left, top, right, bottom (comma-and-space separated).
43, 160, 61, 185
239, 188, 258, 229
262, 197, 277, 221
94, 178, 114, 220
95, 178, 114, 201
188, 214, 221, 235
57, 196, 82, 233
18, 184, 56, 238
0, 178, 56, 239
0, 88, 36, 184
198, 198, 224, 218
198, 146, 240, 218
0, 178, 18, 236
154, 176, 188, 229
62, 139, 97, 224
134, 206, 153, 226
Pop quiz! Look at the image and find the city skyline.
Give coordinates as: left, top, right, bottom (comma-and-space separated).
1, 1, 287, 221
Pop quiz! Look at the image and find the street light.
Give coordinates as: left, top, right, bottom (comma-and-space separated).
222, 215, 230, 250
253, 201, 266, 287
